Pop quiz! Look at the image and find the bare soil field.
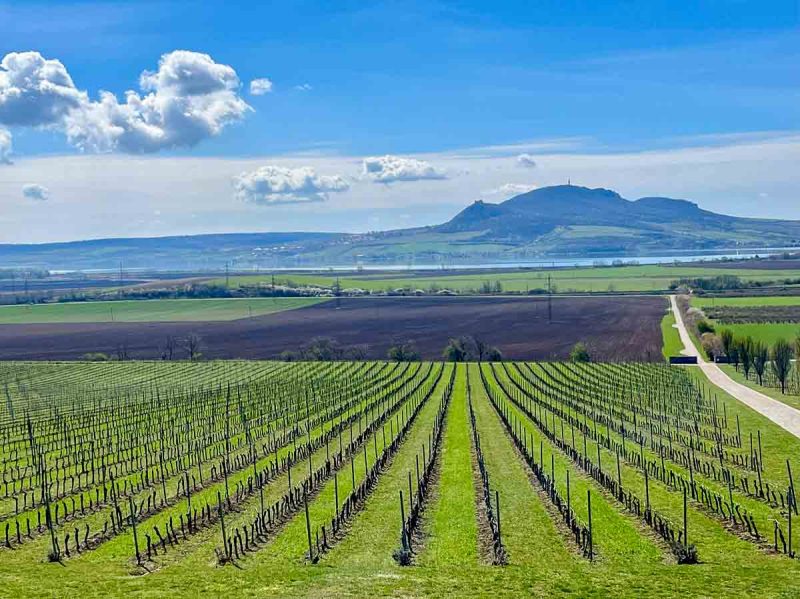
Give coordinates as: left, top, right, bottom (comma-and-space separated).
0, 296, 665, 361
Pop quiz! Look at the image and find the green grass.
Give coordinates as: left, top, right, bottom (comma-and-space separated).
715, 323, 800, 346
0, 297, 325, 323
218, 264, 800, 294
694, 296, 800, 307
660, 309, 683, 360
416, 364, 479, 567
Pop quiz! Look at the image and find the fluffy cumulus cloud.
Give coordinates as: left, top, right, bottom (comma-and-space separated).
362, 155, 446, 183
0, 126, 11, 163
249, 78, 273, 95
22, 183, 49, 201
234, 165, 349, 205
0, 52, 87, 127
517, 153, 537, 168
0, 50, 250, 154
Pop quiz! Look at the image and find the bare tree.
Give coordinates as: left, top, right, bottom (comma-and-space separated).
387, 340, 420, 362
115, 342, 129, 361
162, 335, 177, 360
752, 340, 769, 385
771, 339, 794, 394
183, 334, 203, 361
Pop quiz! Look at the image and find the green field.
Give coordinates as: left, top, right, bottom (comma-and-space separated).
1, 359, 800, 597
712, 322, 800, 345
218, 264, 800, 294
690, 295, 800, 345
660, 309, 683, 360
694, 296, 800, 308
0, 297, 325, 324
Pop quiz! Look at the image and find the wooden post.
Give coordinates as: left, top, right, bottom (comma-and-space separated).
566, 470, 571, 521
334, 472, 339, 514
495, 490, 501, 541
129, 495, 140, 565
683, 487, 688, 550
399, 490, 407, 551
304, 488, 314, 562
587, 490, 593, 561
218, 491, 229, 559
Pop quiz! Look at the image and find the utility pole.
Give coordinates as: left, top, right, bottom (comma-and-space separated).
547, 273, 552, 323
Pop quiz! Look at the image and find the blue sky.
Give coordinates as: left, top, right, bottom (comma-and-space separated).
0, 0, 798, 242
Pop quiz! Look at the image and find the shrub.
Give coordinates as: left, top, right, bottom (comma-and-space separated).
81, 352, 110, 361
387, 341, 420, 362
569, 342, 591, 363
700, 333, 722, 360
697, 320, 715, 334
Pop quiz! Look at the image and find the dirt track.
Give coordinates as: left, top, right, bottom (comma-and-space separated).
0, 296, 666, 361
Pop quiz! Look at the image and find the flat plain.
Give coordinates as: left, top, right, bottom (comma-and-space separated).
0, 297, 325, 324
0, 296, 665, 361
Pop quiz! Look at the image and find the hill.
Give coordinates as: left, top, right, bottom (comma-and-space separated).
432, 185, 800, 254
1, 186, 798, 269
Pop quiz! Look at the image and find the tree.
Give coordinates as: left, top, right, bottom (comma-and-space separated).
569, 342, 591, 363
443, 337, 470, 362
183, 333, 203, 361
720, 329, 735, 360
115, 342, 129, 361
162, 335, 177, 360
485, 347, 503, 362
738, 336, 754, 379
771, 339, 794, 394
387, 341, 420, 362
442, 335, 501, 362
347, 344, 369, 360
752, 340, 769, 386
302, 337, 342, 361
701, 333, 723, 361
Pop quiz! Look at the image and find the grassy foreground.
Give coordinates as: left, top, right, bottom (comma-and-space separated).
1, 360, 800, 597
0, 297, 325, 324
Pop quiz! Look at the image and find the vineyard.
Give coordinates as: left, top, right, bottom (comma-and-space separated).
2, 360, 800, 597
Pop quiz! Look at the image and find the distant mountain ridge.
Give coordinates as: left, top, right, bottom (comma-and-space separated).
431, 185, 800, 253
1, 185, 798, 269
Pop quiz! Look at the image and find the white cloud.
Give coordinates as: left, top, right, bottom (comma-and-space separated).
139, 51, 239, 97
249, 78, 273, 95
362, 154, 446, 183
0, 50, 251, 154
0, 127, 11, 163
22, 183, 49, 201
488, 183, 536, 198
293, 83, 312, 91
233, 165, 349, 205
0, 52, 87, 127
516, 153, 537, 168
